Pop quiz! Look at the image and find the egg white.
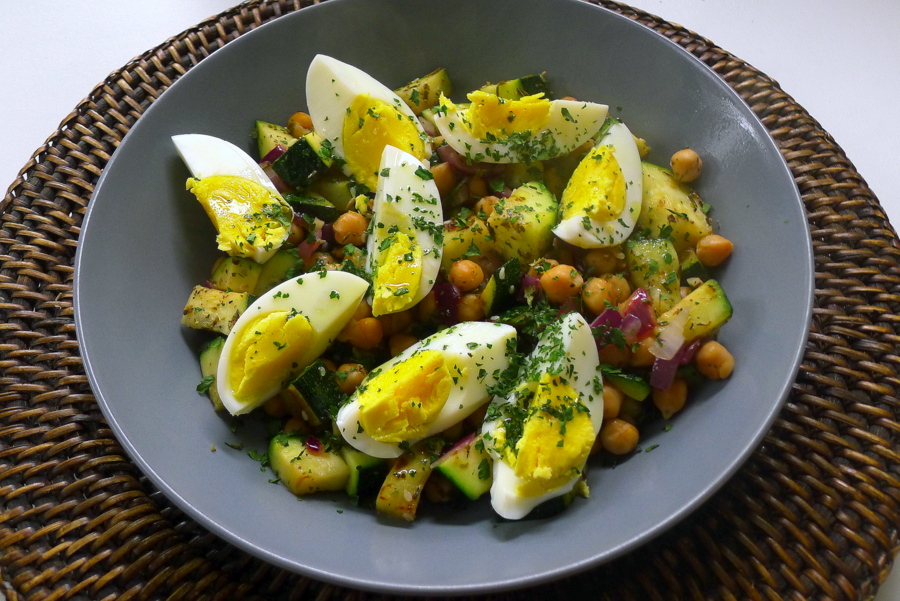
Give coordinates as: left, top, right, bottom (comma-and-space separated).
482, 312, 603, 520
305, 54, 431, 168
173, 133, 290, 263
217, 270, 369, 415
365, 145, 443, 315
433, 96, 608, 164
552, 121, 643, 248
336, 321, 517, 458
173, 133, 283, 197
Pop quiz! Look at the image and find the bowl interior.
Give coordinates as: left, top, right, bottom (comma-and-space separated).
74, 0, 813, 594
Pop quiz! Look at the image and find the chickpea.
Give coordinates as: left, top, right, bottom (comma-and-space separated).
527, 258, 559, 278
339, 317, 383, 350
378, 309, 414, 337
448, 259, 485, 292
598, 342, 630, 367
670, 148, 702, 182
695, 234, 734, 267
629, 336, 657, 368
457, 293, 486, 322
695, 340, 735, 379
283, 417, 310, 434
653, 377, 688, 419
474, 195, 498, 218
306, 251, 335, 270
430, 161, 457, 199
287, 111, 314, 137
389, 333, 419, 357
469, 176, 488, 199
583, 247, 622, 275
607, 274, 631, 305
353, 300, 373, 321
287, 220, 308, 246
599, 419, 640, 455
263, 394, 288, 418
417, 290, 437, 321
582, 277, 617, 315
540, 264, 584, 305
321, 358, 337, 372
335, 363, 368, 395
602, 383, 624, 420
332, 211, 368, 246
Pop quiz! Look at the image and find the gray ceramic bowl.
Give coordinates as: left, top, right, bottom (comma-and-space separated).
74, 0, 813, 594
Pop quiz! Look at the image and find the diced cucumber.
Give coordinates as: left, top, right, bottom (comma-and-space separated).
252, 248, 303, 296
487, 182, 558, 264
395, 67, 452, 115
255, 120, 295, 160
268, 433, 350, 496
679, 249, 709, 286
198, 336, 225, 411
658, 279, 732, 343
278, 384, 323, 429
340, 446, 388, 507
271, 132, 331, 190
638, 162, 712, 253
181, 285, 250, 335
210, 256, 262, 293
376, 438, 440, 521
481, 256, 521, 317
600, 367, 651, 402
624, 238, 681, 313
481, 73, 552, 100
433, 433, 492, 500
308, 176, 355, 212
284, 192, 339, 223
291, 359, 348, 425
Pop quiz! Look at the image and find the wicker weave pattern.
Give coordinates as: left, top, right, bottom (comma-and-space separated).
2, 1, 899, 599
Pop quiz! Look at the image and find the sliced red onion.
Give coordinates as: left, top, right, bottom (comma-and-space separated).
262, 164, 292, 194
261, 144, 288, 164
518, 274, 542, 303
621, 288, 656, 338
621, 313, 643, 345
649, 308, 689, 361
679, 338, 702, 365
437, 144, 477, 175
320, 223, 336, 247
590, 308, 622, 329
419, 116, 438, 137
650, 353, 681, 390
297, 238, 322, 261
433, 282, 461, 325
498, 187, 513, 198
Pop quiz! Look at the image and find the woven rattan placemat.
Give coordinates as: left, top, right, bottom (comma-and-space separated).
3, 1, 900, 599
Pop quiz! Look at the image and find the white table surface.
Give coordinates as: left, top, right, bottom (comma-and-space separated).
2, 1, 898, 597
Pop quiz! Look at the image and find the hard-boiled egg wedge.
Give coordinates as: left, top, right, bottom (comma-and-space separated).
306, 54, 431, 191
217, 270, 368, 415
336, 322, 517, 458
552, 121, 642, 248
432, 90, 608, 164
173, 133, 292, 263
482, 312, 603, 520
365, 145, 443, 317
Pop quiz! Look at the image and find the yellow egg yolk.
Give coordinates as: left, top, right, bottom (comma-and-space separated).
507, 373, 595, 498
228, 310, 313, 405
560, 145, 626, 223
371, 232, 422, 317
463, 91, 551, 139
342, 95, 426, 190
356, 350, 454, 442
187, 175, 291, 260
